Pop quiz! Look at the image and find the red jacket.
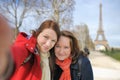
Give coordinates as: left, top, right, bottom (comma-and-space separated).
10, 32, 42, 80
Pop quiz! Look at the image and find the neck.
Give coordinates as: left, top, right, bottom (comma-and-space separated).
40, 52, 50, 58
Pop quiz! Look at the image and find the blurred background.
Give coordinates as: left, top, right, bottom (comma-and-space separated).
0, 0, 120, 80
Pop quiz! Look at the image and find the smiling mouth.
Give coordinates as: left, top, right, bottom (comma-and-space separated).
58, 54, 65, 56
43, 46, 49, 50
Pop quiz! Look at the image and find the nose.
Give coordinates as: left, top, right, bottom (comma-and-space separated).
59, 48, 64, 55
46, 40, 52, 47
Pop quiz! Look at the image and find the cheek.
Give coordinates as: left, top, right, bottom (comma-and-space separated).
66, 50, 71, 57
51, 43, 56, 48
37, 36, 44, 46
54, 48, 59, 56
55, 53, 60, 59
67, 52, 71, 57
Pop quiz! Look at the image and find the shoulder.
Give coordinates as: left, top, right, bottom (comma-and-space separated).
11, 32, 37, 69
74, 54, 93, 80
13, 32, 30, 46
78, 55, 89, 62
13, 32, 37, 52
77, 55, 91, 66
11, 32, 33, 57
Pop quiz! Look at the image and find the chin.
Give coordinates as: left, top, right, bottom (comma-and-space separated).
58, 58, 65, 61
41, 49, 49, 53
41, 50, 48, 53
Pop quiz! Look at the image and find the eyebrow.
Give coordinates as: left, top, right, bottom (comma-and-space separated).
43, 33, 57, 41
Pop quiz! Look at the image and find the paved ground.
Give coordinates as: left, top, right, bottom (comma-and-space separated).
89, 51, 120, 80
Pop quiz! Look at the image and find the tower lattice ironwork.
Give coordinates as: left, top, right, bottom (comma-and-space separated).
94, 3, 109, 49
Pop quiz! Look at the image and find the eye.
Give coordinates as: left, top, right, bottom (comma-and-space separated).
65, 46, 69, 49
52, 40, 56, 43
44, 36, 48, 39
55, 45, 60, 48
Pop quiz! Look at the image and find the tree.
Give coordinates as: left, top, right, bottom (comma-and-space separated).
0, 0, 75, 38
35, 0, 75, 29
0, 0, 39, 38
72, 24, 94, 50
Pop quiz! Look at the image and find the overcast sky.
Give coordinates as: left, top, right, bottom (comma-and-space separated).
73, 0, 120, 47
1, 0, 119, 47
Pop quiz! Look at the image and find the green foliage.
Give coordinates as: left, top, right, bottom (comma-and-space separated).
101, 49, 120, 61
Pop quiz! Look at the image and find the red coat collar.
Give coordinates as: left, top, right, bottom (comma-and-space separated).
14, 32, 37, 53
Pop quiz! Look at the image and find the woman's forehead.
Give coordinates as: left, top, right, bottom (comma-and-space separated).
41, 29, 57, 39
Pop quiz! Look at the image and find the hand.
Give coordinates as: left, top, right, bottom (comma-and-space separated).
0, 14, 13, 79
0, 14, 13, 54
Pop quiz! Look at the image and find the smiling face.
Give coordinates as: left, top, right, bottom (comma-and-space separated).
37, 28, 57, 53
55, 36, 71, 60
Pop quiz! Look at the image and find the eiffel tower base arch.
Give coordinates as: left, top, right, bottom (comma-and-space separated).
94, 40, 110, 51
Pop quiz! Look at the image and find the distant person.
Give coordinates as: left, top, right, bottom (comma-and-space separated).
0, 14, 13, 80
52, 30, 93, 80
84, 47, 90, 55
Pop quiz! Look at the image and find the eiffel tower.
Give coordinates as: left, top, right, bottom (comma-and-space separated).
94, 3, 109, 50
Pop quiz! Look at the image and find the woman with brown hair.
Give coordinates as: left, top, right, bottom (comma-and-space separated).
10, 20, 60, 80
52, 30, 93, 80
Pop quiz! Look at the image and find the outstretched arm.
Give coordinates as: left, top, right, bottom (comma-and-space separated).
0, 14, 13, 79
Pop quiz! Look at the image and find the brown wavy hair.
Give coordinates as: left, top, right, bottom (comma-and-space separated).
32, 20, 60, 80
32, 20, 60, 40
59, 30, 82, 63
